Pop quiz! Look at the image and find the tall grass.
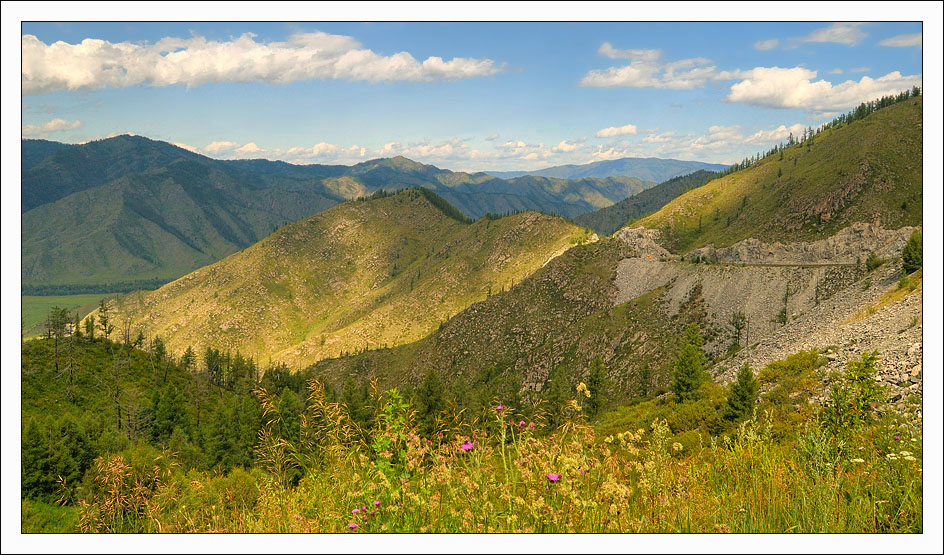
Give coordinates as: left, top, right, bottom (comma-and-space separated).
71, 377, 922, 533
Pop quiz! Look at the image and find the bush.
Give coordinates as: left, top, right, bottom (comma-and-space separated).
865, 252, 887, 272
901, 230, 922, 274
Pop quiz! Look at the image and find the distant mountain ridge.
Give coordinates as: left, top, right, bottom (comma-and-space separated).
486, 157, 728, 182
22, 137, 655, 292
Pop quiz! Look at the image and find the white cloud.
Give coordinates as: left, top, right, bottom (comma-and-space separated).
595, 124, 638, 138
598, 43, 661, 61
485, 133, 500, 141
21, 118, 83, 137
203, 140, 240, 154
754, 39, 778, 51
641, 131, 677, 144
849, 67, 870, 73
551, 139, 584, 153
173, 142, 200, 153
798, 23, 867, 46
745, 123, 807, 144
21, 31, 504, 94
726, 67, 922, 112
581, 46, 716, 89
235, 142, 262, 155
878, 33, 922, 47
829, 68, 843, 75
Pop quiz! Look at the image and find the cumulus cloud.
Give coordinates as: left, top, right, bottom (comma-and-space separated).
595, 124, 638, 138
21, 118, 83, 137
235, 142, 262, 155
598, 43, 661, 61
726, 67, 922, 112
21, 31, 504, 94
551, 139, 585, 153
878, 33, 922, 47
203, 140, 240, 154
797, 23, 867, 46
173, 142, 200, 153
745, 123, 807, 144
581, 46, 716, 89
754, 39, 778, 50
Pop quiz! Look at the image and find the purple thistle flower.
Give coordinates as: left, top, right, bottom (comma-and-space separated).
374, 500, 381, 507
362, 505, 367, 512
461, 442, 474, 452
895, 435, 901, 440
496, 404, 505, 412
352, 508, 360, 514
528, 422, 535, 429
546, 473, 561, 483
519, 420, 526, 428
348, 523, 357, 530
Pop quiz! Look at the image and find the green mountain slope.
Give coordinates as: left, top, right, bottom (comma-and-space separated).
21, 139, 74, 171
634, 97, 923, 253
110, 189, 593, 368
22, 159, 338, 290
308, 237, 709, 405
575, 170, 717, 236
486, 157, 727, 182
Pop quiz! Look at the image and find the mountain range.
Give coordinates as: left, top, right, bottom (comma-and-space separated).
486, 157, 728, 182
22, 137, 661, 292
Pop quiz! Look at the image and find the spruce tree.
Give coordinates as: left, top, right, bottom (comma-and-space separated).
584, 356, 609, 418
672, 324, 707, 403
901, 230, 922, 274
723, 365, 758, 422
416, 369, 446, 436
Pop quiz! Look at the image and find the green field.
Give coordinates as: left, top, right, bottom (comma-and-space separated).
21, 294, 116, 337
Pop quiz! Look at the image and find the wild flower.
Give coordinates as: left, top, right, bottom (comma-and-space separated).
904, 456, 916, 461
352, 508, 360, 514
461, 442, 474, 452
895, 435, 901, 440
576, 382, 591, 398
374, 500, 381, 507
672, 442, 683, 452
496, 405, 505, 412
851, 458, 865, 464
886, 453, 898, 461
519, 420, 526, 428
528, 422, 535, 429
546, 473, 561, 483
899, 451, 912, 457
348, 523, 357, 530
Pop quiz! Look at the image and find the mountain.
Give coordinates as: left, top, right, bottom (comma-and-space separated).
22, 137, 652, 293
109, 188, 593, 367
307, 92, 923, 408
574, 170, 717, 236
21, 139, 74, 171
633, 96, 923, 253
22, 158, 340, 292
486, 157, 728, 182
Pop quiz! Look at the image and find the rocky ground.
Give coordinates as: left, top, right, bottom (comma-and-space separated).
614, 225, 923, 416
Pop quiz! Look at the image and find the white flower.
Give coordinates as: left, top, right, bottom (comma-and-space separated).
851, 458, 865, 464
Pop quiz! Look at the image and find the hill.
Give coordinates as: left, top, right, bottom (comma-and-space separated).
108, 189, 593, 368
22, 158, 339, 292
486, 156, 727, 182
21, 138, 74, 171
633, 96, 923, 253
22, 138, 651, 292
574, 170, 717, 236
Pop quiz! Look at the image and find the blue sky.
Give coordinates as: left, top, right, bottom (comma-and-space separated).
21, 21, 923, 171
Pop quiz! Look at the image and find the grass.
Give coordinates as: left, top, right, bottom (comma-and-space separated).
635, 97, 922, 253
844, 270, 922, 325
68, 384, 922, 534
21, 293, 116, 338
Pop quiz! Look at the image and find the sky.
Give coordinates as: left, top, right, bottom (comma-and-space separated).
19, 21, 924, 171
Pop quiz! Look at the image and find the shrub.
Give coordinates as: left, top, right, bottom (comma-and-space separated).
723, 365, 758, 422
865, 252, 887, 272
901, 230, 922, 274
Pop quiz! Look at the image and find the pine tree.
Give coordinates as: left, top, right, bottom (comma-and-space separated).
671, 324, 707, 403
416, 369, 446, 436
723, 365, 758, 422
584, 356, 609, 418
901, 230, 922, 274
729, 311, 747, 348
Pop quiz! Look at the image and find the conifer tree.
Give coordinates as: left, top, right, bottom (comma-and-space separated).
672, 324, 707, 403
723, 365, 758, 422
